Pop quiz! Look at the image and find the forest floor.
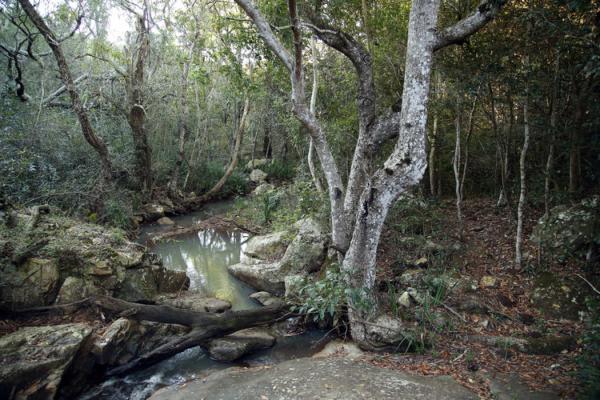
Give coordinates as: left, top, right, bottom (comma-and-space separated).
0, 197, 590, 399
375, 198, 585, 399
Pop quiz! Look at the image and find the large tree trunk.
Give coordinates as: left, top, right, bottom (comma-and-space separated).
308, 36, 323, 193
342, 0, 440, 344
17, 0, 113, 181
235, 0, 506, 347
126, 13, 153, 195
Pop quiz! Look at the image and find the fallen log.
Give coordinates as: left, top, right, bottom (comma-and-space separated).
92, 295, 287, 376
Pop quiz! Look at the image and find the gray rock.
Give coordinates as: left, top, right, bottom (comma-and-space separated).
157, 217, 175, 225
532, 196, 599, 261
55, 276, 99, 304
0, 323, 92, 400
246, 158, 269, 170
91, 318, 136, 365
249, 291, 280, 307
399, 269, 425, 287
398, 291, 412, 307
252, 183, 275, 196
228, 218, 326, 295
149, 357, 477, 400
0, 258, 60, 309
360, 315, 417, 352
206, 328, 275, 362
241, 231, 289, 263
228, 261, 285, 294
487, 373, 560, 400
249, 169, 267, 183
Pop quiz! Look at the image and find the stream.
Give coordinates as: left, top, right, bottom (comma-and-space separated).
79, 201, 327, 400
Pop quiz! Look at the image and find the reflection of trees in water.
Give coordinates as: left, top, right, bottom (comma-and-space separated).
152, 229, 252, 305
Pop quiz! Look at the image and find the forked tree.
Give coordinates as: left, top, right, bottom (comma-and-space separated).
234, 0, 507, 346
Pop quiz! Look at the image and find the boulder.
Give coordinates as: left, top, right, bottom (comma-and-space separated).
252, 183, 275, 196
149, 357, 477, 400
532, 196, 599, 261
360, 315, 420, 352
249, 169, 267, 184
91, 318, 136, 365
152, 266, 190, 293
249, 291, 281, 307
157, 217, 175, 226
241, 231, 289, 263
91, 319, 189, 367
229, 218, 327, 295
0, 258, 60, 309
228, 261, 285, 294
55, 276, 99, 304
0, 323, 93, 400
206, 328, 275, 362
156, 293, 231, 313
143, 204, 166, 221
246, 159, 269, 170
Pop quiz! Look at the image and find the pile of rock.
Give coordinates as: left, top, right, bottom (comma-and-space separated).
228, 218, 328, 296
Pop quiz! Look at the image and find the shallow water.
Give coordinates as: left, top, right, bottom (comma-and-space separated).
78, 201, 327, 399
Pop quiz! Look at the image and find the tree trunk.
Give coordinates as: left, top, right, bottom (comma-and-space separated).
453, 101, 464, 239
197, 98, 250, 202
91, 295, 285, 376
428, 113, 439, 198
17, 0, 113, 181
308, 36, 323, 193
569, 91, 585, 197
515, 59, 530, 268
169, 43, 195, 195
342, 0, 441, 344
544, 52, 560, 217
126, 13, 152, 195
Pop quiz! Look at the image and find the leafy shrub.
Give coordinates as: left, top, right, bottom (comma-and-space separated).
260, 189, 283, 223
186, 162, 249, 198
292, 266, 374, 326
100, 194, 134, 229
260, 159, 295, 182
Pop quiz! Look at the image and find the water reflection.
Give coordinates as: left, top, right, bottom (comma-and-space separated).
151, 228, 256, 310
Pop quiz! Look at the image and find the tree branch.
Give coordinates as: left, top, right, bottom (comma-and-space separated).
433, 0, 507, 51
233, 0, 293, 71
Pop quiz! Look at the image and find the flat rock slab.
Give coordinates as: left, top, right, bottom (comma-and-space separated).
487, 373, 560, 400
150, 357, 477, 400
0, 323, 92, 399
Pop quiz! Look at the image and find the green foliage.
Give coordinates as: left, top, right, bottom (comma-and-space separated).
186, 162, 249, 198
259, 189, 282, 223
260, 160, 295, 182
291, 266, 374, 326
100, 194, 134, 230
578, 297, 600, 399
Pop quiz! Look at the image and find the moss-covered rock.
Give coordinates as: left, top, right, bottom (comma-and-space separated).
532, 196, 599, 262
0, 207, 190, 309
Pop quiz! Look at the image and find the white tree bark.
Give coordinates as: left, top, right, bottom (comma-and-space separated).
515, 58, 530, 268
308, 36, 323, 193
453, 101, 464, 238
234, 0, 506, 346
